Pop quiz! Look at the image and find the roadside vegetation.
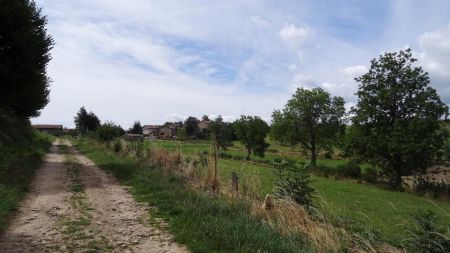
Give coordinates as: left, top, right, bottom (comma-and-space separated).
0, 109, 52, 232
75, 138, 317, 252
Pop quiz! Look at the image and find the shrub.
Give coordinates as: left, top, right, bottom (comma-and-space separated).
273, 161, 316, 212
96, 122, 125, 141
362, 167, 378, 183
335, 160, 361, 179
407, 209, 450, 252
324, 151, 333, 159
218, 152, 232, 159
312, 164, 335, 178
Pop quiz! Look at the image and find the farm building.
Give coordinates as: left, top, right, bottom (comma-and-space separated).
142, 125, 160, 136
33, 124, 63, 135
198, 119, 210, 130
158, 126, 176, 138
143, 125, 178, 139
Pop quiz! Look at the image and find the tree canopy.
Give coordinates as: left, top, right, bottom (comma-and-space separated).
234, 115, 270, 159
74, 107, 101, 134
184, 116, 200, 136
271, 87, 345, 166
0, 0, 54, 118
350, 48, 449, 187
128, 121, 143, 135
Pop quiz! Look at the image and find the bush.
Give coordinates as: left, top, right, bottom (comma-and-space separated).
311, 164, 335, 178
96, 122, 125, 141
362, 167, 378, 183
273, 160, 316, 212
407, 209, 450, 252
218, 152, 232, 159
324, 151, 333, 159
335, 160, 361, 179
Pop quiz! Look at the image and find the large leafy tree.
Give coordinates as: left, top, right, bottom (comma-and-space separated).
272, 87, 345, 166
184, 116, 200, 136
0, 0, 54, 118
351, 49, 448, 187
234, 115, 270, 159
74, 107, 101, 134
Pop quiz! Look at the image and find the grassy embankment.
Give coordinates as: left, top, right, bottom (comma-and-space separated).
75, 138, 315, 252
154, 139, 450, 247
0, 110, 52, 232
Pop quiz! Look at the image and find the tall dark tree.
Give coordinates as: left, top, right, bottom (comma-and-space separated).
128, 121, 143, 135
0, 0, 54, 118
272, 88, 345, 167
351, 49, 448, 187
184, 116, 200, 136
74, 107, 101, 134
234, 115, 270, 159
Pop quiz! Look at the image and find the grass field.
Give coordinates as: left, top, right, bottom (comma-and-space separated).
155, 139, 352, 168
154, 139, 450, 246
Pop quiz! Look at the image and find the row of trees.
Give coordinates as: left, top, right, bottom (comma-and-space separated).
270, 49, 448, 187
207, 49, 449, 188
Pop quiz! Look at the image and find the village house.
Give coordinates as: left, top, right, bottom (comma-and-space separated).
33, 124, 63, 135
142, 125, 160, 136
198, 118, 210, 130
142, 124, 178, 139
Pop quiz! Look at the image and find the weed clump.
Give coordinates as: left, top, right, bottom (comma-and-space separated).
273, 160, 316, 212
406, 209, 450, 253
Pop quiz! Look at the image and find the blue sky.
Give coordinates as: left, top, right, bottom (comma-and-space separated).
32, 0, 450, 128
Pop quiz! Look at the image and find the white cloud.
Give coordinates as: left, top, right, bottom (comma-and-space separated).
250, 16, 271, 28
341, 65, 368, 78
419, 24, 450, 78
279, 24, 311, 49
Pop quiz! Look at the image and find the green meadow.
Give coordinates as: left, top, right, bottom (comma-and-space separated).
155, 139, 450, 246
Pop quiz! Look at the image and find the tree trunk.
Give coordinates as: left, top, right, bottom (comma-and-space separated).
310, 149, 316, 167
246, 147, 251, 160
310, 141, 317, 167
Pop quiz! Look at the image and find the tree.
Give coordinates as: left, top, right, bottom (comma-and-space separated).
270, 110, 298, 151
128, 121, 143, 134
351, 49, 448, 187
74, 107, 101, 134
96, 121, 125, 141
201, 115, 210, 121
0, 0, 54, 118
234, 115, 270, 159
272, 88, 345, 167
184, 116, 199, 136
209, 116, 232, 191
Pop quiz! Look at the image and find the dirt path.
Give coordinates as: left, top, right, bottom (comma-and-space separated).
0, 139, 189, 253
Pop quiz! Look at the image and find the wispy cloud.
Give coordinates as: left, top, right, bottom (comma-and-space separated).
33, 0, 450, 127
